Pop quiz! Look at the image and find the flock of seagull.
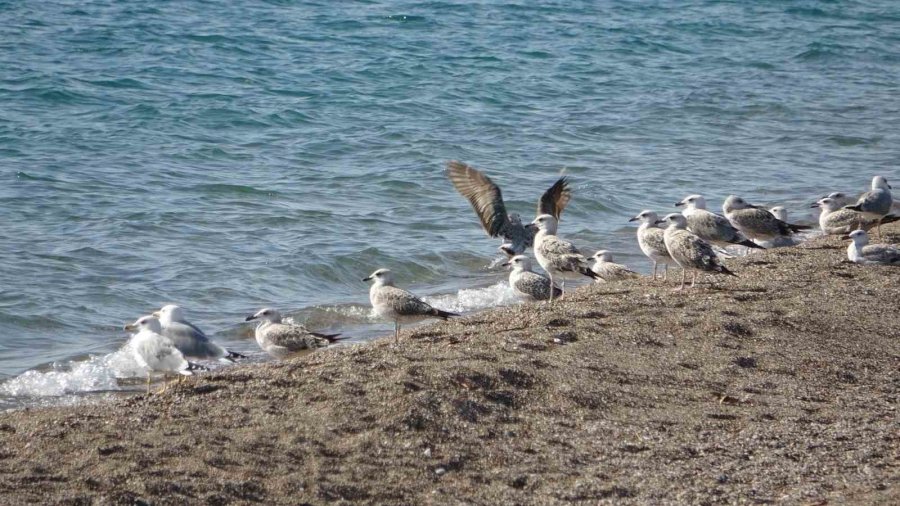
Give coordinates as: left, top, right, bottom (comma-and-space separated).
121, 162, 899, 393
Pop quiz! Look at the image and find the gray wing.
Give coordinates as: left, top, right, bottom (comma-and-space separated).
730, 209, 791, 238
861, 244, 900, 265
853, 189, 892, 215
161, 321, 226, 360
446, 161, 511, 238
377, 286, 438, 317
537, 177, 571, 221
668, 230, 723, 272
593, 262, 638, 281
538, 235, 590, 273
263, 323, 330, 352
688, 210, 745, 244
515, 271, 559, 300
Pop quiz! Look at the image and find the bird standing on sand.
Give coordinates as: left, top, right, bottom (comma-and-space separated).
659, 213, 737, 290
629, 210, 677, 281
124, 315, 206, 394
723, 195, 809, 245
245, 308, 343, 359
364, 268, 458, 342
845, 176, 893, 240
590, 250, 639, 282
813, 197, 900, 236
675, 195, 763, 250
154, 305, 245, 363
531, 214, 599, 301
846, 229, 900, 266
503, 255, 561, 302
446, 160, 571, 257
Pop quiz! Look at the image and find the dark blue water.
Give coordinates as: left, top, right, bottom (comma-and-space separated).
1, 0, 898, 405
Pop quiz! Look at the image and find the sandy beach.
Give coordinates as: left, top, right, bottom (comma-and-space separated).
1, 228, 897, 505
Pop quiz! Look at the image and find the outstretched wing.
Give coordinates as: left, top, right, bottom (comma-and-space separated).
537, 177, 571, 220
446, 161, 510, 238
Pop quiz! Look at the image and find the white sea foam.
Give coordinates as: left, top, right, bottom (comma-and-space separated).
423, 281, 520, 314
0, 342, 145, 398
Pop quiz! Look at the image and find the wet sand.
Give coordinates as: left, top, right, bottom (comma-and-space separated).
0, 228, 898, 505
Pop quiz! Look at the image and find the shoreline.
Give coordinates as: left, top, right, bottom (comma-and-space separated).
0, 228, 897, 504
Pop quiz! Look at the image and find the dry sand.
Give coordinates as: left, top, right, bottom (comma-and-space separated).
0, 228, 898, 505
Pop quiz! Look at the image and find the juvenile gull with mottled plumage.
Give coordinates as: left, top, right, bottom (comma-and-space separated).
590, 250, 639, 282
813, 197, 900, 236
659, 213, 736, 290
364, 268, 458, 342
503, 255, 561, 302
531, 214, 599, 301
447, 160, 571, 257
629, 210, 676, 281
723, 195, 809, 245
675, 195, 762, 250
245, 308, 343, 359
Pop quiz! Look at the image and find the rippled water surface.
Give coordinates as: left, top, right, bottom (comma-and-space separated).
1, 0, 898, 406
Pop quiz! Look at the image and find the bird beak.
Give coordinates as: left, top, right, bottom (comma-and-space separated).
841, 235, 851, 240
810, 202, 820, 208
151, 311, 160, 317
362, 276, 372, 282
245, 314, 257, 322
674, 201, 685, 207
123, 323, 137, 332
748, 204, 763, 209
500, 261, 510, 267
628, 216, 639, 222
654, 220, 665, 225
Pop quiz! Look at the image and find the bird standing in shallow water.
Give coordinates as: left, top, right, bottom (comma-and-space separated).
124, 315, 206, 394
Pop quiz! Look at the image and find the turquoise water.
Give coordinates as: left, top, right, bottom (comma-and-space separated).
1, 0, 898, 405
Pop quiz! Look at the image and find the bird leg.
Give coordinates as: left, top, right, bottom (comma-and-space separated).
159, 373, 169, 394
547, 274, 555, 304
663, 264, 669, 282
146, 372, 151, 395
651, 261, 657, 280
675, 268, 687, 291
691, 271, 697, 288
394, 321, 400, 343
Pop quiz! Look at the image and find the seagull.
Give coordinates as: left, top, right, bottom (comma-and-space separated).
363, 268, 458, 342
722, 195, 809, 244
531, 214, 599, 301
769, 206, 788, 222
245, 308, 344, 359
153, 305, 246, 363
675, 195, 763, 250
124, 315, 206, 394
819, 191, 854, 208
629, 210, 677, 281
502, 255, 561, 302
847, 229, 900, 265
590, 250, 639, 282
845, 176, 893, 240
447, 160, 571, 256
812, 197, 900, 236
659, 213, 736, 290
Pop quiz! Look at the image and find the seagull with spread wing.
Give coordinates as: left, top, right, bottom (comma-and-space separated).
446, 160, 571, 257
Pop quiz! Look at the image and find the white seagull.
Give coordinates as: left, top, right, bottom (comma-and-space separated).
723, 195, 809, 244
674, 194, 763, 250
124, 315, 206, 394
846, 229, 900, 266
812, 197, 900, 236
590, 250, 639, 282
364, 268, 458, 342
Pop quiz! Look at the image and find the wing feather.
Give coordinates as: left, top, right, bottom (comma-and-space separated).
446, 161, 509, 238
